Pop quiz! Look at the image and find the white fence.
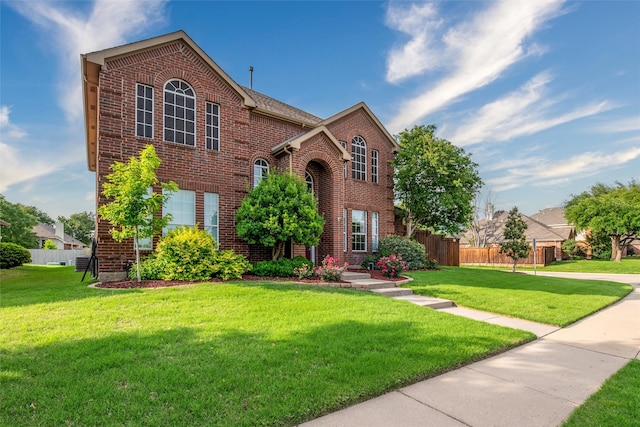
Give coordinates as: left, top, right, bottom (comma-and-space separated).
28, 249, 91, 266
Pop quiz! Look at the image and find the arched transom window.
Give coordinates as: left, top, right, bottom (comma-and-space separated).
164, 80, 196, 146
254, 158, 269, 187
305, 171, 314, 195
351, 135, 366, 181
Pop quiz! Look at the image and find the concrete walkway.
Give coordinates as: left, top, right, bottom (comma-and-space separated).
300, 273, 640, 427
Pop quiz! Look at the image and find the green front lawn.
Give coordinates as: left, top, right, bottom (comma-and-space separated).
405, 268, 632, 326
0, 266, 533, 426
533, 257, 640, 274
562, 360, 640, 427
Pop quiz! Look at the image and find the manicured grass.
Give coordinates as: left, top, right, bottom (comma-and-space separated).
532, 257, 640, 274
562, 360, 640, 427
405, 267, 632, 327
0, 266, 533, 426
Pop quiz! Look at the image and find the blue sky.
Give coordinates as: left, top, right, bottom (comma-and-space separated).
1, 0, 639, 221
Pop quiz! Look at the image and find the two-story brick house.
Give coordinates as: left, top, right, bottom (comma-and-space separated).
82, 30, 399, 281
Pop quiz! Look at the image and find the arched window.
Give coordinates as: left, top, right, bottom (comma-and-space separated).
351, 136, 366, 180
253, 158, 269, 187
164, 79, 196, 146
305, 171, 314, 195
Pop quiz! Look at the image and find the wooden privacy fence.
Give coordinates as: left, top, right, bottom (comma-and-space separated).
414, 231, 460, 266
460, 246, 555, 267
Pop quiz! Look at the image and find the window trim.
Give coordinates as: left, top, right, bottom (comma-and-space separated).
351, 136, 366, 181
135, 83, 154, 139
205, 102, 220, 151
163, 79, 196, 146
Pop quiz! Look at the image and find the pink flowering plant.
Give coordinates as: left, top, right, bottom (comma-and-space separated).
316, 254, 348, 282
377, 253, 408, 278
294, 263, 316, 280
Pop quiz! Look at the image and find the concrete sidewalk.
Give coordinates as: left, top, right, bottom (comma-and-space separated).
300, 273, 640, 427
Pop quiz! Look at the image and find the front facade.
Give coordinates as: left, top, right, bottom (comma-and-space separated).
82, 31, 399, 281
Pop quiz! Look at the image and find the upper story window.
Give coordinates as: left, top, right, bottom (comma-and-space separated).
136, 83, 153, 138
206, 102, 220, 151
371, 149, 379, 184
305, 171, 314, 195
164, 80, 195, 146
254, 158, 269, 187
339, 141, 347, 178
351, 136, 366, 181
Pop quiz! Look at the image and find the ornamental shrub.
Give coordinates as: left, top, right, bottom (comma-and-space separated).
377, 235, 426, 270
0, 242, 32, 269
128, 254, 162, 280
316, 254, 348, 282
360, 254, 381, 269
154, 226, 217, 281
377, 254, 408, 278
252, 256, 312, 277
212, 250, 251, 280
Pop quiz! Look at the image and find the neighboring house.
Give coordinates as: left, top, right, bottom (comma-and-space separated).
82, 30, 399, 281
460, 209, 571, 260
33, 222, 87, 250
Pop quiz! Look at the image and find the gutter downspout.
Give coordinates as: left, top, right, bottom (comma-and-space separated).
283, 145, 293, 173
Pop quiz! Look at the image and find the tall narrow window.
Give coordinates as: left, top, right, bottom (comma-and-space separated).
204, 192, 219, 244
254, 159, 269, 187
206, 102, 220, 151
135, 187, 153, 250
164, 80, 196, 146
163, 189, 195, 234
343, 208, 347, 252
371, 150, 379, 184
352, 210, 366, 251
136, 83, 153, 138
351, 136, 366, 180
372, 212, 379, 252
305, 171, 314, 195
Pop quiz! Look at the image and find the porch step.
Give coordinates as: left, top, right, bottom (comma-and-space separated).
370, 287, 414, 297
392, 294, 455, 309
342, 271, 375, 281
346, 278, 398, 290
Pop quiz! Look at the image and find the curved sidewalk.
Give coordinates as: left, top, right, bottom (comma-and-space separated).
300, 273, 640, 427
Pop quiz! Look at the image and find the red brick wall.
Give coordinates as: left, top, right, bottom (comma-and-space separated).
93, 40, 395, 278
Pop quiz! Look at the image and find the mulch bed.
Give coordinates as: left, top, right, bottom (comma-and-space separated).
93, 268, 408, 289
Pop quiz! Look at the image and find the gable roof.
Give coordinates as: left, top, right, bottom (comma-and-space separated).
33, 223, 87, 247
242, 86, 322, 127
321, 102, 400, 151
460, 210, 568, 246
271, 126, 351, 161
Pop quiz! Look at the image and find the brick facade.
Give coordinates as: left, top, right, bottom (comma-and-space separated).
82, 31, 398, 281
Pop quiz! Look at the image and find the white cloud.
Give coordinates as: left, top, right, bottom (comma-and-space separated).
385, 0, 566, 133
445, 72, 614, 146
486, 147, 640, 191
0, 106, 27, 139
10, 0, 168, 121
0, 143, 61, 192
591, 116, 640, 134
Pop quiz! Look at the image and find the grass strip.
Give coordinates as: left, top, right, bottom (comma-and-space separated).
405, 267, 632, 326
562, 360, 640, 427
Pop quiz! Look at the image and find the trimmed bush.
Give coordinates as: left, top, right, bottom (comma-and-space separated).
360, 254, 381, 269
128, 254, 162, 280
154, 226, 217, 281
252, 256, 312, 277
212, 250, 251, 280
0, 242, 32, 269
377, 235, 426, 270
377, 254, 408, 278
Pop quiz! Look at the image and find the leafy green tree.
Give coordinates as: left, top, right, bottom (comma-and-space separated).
236, 170, 324, 261
43, 239, 58, 250
392, 124, 482, 237
0, 195, 38, 248
565, 181, 640, 261
499, 207, 530, 272
20, 205, 54, 225
58, 211, 95, 246
98, 145, 178, 281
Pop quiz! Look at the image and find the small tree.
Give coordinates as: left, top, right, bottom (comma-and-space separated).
98, 145, 177, 281
236, 170, 324, 261
43, 239, 57, 250
499, 207, 530, 272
